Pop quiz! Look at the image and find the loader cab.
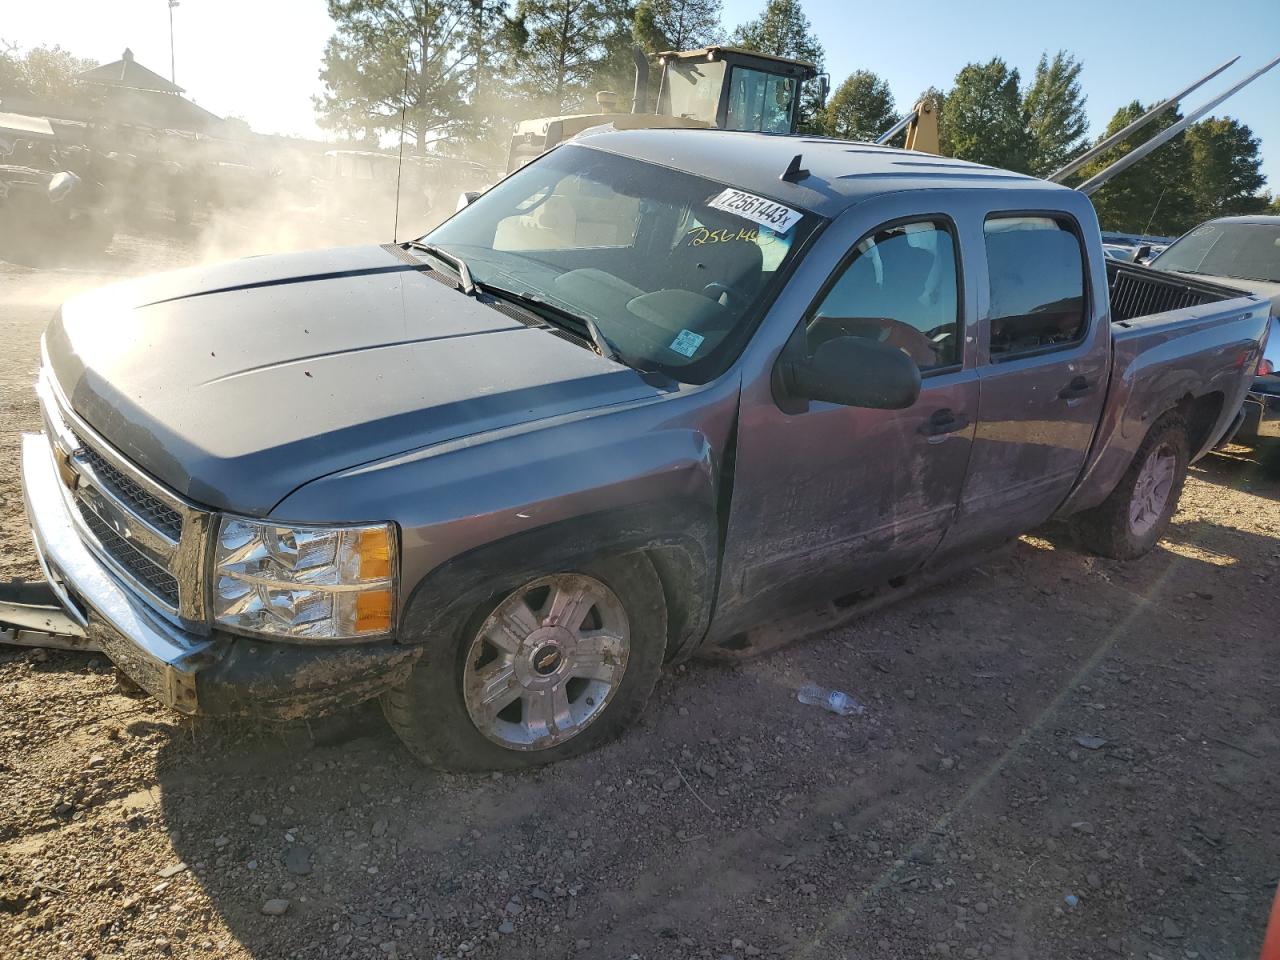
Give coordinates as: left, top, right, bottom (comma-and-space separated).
503, 46, 824, 175
655, 47, 821, 135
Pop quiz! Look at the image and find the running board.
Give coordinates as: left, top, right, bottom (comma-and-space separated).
0, 580, 97, 652
700, 542, 1014, 662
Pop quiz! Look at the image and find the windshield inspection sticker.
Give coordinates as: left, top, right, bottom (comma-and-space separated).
669, 329, 705, 358
707, 188, 803, 234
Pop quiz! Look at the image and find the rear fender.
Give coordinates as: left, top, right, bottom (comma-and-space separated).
1058, 299, 1268, 516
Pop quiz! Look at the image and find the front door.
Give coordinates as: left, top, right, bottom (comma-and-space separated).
713, 215, 977, 637
937, 213, 1109, 559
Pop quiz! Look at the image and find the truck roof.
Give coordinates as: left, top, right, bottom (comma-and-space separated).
573, 127, 1071, 219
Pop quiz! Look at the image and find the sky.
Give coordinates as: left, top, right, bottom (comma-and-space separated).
4, 0, 1279, 186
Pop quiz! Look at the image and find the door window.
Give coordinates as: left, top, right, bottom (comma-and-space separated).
807, 219, 961, 371
984, 216, 1087, 357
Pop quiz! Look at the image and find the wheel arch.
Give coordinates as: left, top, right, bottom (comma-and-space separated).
398, 500, 719, 663
1175, 390, 1225, 459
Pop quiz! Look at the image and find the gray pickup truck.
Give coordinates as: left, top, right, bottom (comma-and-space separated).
19, 129, 1270, 770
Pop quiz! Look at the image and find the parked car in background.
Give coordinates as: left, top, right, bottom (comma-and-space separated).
1149, 216, 1280, 450
1103, 243, 1143, 262
0, 111, 111, 263
16, 130, 1271, 769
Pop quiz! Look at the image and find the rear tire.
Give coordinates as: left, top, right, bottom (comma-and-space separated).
382, 553, 666, 771
1073, 413, 1189, 560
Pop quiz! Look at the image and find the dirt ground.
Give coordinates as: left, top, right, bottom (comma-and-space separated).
0, 232, 1277, 960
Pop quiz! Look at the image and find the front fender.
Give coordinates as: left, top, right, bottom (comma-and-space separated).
399, 500, 720, 662
271, 379, 741, 659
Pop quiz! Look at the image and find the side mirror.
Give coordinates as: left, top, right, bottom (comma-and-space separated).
782, 335, 921, 409
47, 170, 79, 203
456, 190, 481, 212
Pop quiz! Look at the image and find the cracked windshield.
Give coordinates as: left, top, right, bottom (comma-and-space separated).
1, 1, 1280, 959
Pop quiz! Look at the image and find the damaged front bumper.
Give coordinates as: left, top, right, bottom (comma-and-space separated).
17, 432, 418, 719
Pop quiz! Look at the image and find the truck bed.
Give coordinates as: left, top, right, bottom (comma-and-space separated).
1058, 263, 1270, 517
1106, 259, 1248, 324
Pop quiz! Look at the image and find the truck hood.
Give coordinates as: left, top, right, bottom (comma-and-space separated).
46, 245, 661, 515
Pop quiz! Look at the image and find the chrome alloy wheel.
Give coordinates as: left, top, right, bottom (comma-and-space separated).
1129, 442, 1178, 537
462, 574, 630, 750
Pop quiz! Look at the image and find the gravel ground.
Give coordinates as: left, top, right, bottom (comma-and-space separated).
1, 234, 1278, 960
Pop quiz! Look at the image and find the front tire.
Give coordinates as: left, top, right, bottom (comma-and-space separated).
382, 554, 666, 771
1073, 414, 1189, 560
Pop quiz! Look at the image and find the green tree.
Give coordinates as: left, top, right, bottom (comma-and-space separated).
503, 0, 624, 114
824, 70, 897, 141
594, 0, 644, 103
466, 0, 510, 103
1185, 117, 1268, 221
317, 0, 474, 151
632, 0, 722, 53
1079, 100, 1193, 236
940, 58, 1031, 171
730, 0, 826, 129
1023, 50, 1087, 176
1267, 194, 1280, 216
0, 42, 98, 108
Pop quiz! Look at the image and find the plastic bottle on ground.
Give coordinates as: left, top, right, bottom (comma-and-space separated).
797, 682, 865, 717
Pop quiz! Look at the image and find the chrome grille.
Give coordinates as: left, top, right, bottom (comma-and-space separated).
38, 371, 213, 625
75, 504, 181, 605
76, 442, 184, 539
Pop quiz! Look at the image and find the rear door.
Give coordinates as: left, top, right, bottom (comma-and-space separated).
713, 211, 979, 636
936, 212, 1109, 559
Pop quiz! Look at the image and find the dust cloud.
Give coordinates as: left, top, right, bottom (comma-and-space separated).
0, 131, 499, 279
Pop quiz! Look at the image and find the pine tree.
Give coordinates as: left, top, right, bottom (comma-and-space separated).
502, 0, 622, 114
1185, 117, 1268, 221
824, 70, 897, 141
632, 0, 723, 53
1023, 51, 1088, 176
1078, 101, 1193, 236
730, 0, 825, 129
317, 0, 474, 151
940, 58, 1031, 172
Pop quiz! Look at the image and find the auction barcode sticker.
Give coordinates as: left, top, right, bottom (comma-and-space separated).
706, 189, 803, 234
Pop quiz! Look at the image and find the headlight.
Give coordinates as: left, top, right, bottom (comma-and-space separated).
212, 518, 397, 641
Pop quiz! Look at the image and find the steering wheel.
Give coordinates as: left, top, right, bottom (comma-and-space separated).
702, 282, 743, 309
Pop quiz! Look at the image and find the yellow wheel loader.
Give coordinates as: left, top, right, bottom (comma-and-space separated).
505, 46, 826, 175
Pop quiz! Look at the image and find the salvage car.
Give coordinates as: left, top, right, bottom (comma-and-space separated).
16, 129, 1271, 769
1148, 215, 1280, 449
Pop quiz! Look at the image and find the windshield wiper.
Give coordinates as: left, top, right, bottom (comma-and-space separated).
481, 284, 627, 364
406, 240, 475, 295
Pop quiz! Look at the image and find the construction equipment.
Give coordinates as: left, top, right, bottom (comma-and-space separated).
505, 45, 827, 174
1051, 53, 1280, 196
874, 98, 940, 154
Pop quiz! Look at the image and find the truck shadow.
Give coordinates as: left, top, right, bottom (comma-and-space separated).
139, 507, 1280, 958
1195, 443, 1280, 500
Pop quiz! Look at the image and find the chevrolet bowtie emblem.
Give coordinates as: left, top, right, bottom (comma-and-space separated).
55, 453, 79, 491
